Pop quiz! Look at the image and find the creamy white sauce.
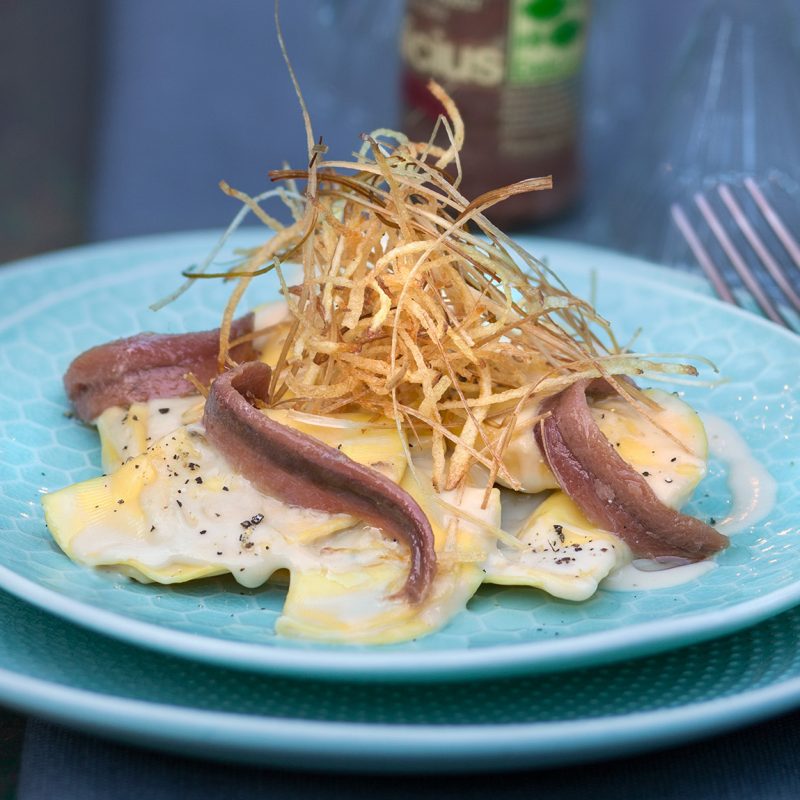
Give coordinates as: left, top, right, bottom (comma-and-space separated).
603, 558, 716, 591
702, 413, 777, 535
70, 425, 352, 589
603, 412, 776, 592
71, 381, 779, 623
143, 397, 203, 442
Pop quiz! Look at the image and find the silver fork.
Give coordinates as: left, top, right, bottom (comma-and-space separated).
671, 178, 800, 329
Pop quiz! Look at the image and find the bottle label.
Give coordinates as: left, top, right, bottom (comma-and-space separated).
401, 0, 588, 224
507, 0, 589, 85
401, 1, 508, 88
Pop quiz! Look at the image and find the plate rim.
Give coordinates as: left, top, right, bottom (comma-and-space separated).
2, 230, 799, 682
2, 598, 800, 772
5, 557, 800, 682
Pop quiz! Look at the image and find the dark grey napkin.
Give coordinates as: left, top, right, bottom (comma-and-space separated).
17, 713, 800, 800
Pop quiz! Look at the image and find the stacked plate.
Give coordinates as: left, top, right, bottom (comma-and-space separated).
1, 232, 799, 772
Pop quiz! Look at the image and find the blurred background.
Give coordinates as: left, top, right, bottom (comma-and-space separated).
7, 0, 797, 266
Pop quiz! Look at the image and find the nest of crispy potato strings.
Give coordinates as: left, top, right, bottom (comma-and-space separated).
170, 81, 700, 503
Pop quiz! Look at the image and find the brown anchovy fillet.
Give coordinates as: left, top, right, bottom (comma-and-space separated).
65, 314, 256, 422
203, 361, 436, 604
536, 379, 728, 560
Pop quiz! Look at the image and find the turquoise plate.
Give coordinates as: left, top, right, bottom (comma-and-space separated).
2, 585, 800, 771
0, 231, 798, 681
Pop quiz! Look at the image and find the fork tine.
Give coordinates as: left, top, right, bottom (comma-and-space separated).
693, 192, 791, 327
671, 203, 738, 305
745, 177, 800, 270
718, 184, 800, 313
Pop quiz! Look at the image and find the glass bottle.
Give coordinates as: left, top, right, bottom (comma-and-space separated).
400, 0, 590, 228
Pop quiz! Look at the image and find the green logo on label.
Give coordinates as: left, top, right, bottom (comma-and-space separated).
508, 0, 588, 84
525, 0, 567, 20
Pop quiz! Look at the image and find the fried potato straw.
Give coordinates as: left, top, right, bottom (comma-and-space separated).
171, 32, 701, 504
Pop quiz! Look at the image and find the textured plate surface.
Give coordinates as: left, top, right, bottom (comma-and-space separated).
3, 585, 800, 771
0, 231, 798, 680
